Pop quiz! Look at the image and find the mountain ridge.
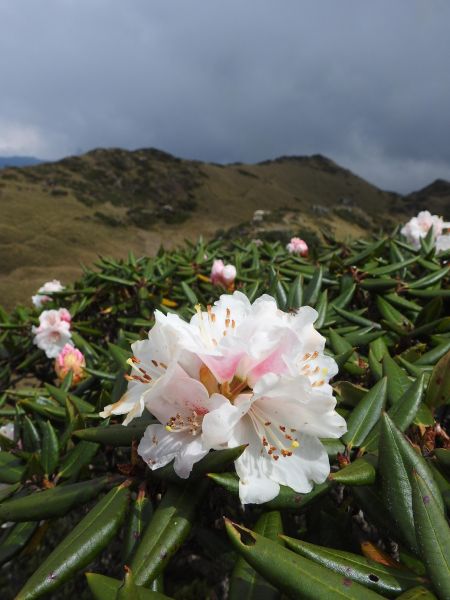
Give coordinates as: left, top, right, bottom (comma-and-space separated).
1, 147, 448, 309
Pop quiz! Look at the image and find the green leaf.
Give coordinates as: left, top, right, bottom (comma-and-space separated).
425, 350, 450, 410
229, 511, 283, 600
22, 416, 41, 452
0, 451, 26, 483
39, 420, 59, 477
330, 457, 376, 486
383, 354, 412, 405
342, 377, 387, 449
304, 266, 323, 306
86, 573, 171, 600
123, 487, 154, 562
15, 482, 130, 600
333, 305, 381, 330
378, 414, 444, 553
0, 475, 110, 522
57, 440, 100, 480
287, 274, 303, 310
181, 281, 198, 305
407, 265, 449, 289
363, 374, 425, 453
73, 421, 152, 446
396, 587, 438, 599
415, 340, 450, 366
281, 536, 427, 596
225, 520, 384, 599
130, 481, 208, 587
411, 471, 450, 600
0, 521, 38, 566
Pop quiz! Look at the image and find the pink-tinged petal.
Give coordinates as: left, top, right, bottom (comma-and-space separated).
199, 351, 245, 384
99, 381, 144, 423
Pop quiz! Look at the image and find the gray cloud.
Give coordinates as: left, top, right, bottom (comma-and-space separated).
1, 0, 449, 192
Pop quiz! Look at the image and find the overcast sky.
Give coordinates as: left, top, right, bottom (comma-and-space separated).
1, 1, 449, 192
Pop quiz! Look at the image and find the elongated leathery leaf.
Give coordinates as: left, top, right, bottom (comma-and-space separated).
86, 573, 171, 600
123, 487, 153, 562
378, 414, 444, 553
396, 587, 438, 599
382, 354, 412, 406
225, 521, 384, 599
363, 373, 425, 453
0, 476, 110, 522
39, 420, 59, 476
281, 536, 428, 596
229, 511, 283, 600
15, 482, 130, 600
342, 377, 387, 449
329, 457, 376, 486
0, 521, 38, 566
131, 480, 208, 587
411, 472, 450, 600
425, 350, 450, 410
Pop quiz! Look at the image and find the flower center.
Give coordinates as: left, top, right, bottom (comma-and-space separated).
165, 409, 207, 436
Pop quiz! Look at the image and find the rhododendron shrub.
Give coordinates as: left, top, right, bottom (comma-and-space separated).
1, 232, 449, 599
102, 292, 346, 503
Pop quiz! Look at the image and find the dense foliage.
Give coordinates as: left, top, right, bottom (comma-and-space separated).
0, 228, 449, 599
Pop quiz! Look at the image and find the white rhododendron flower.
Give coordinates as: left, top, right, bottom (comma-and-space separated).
32, 279, 64, 309
286, 237, 309, 256
102, 292, 346, 504
32, 309, 72, 358
401, 211, 450, 250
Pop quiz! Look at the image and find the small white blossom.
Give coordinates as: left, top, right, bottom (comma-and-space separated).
32, 309, 72, 358
32, 280, 64, 309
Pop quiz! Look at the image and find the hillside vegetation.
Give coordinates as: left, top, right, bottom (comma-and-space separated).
1, 147, 449, 309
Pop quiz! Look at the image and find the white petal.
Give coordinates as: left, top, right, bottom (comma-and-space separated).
202, 394, 251, 447
269, 434, 330, 493
233, 419, 280, 504
138, 424, 183, 471
173, 435, 209, 478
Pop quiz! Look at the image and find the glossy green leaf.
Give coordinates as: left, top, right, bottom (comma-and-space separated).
378, 414, 444, 553
330, 457, 376, 486
411, 471, 450, 600
229, 511, 283, 600
39, 420, 59, 476
0, 451, 26, 483
303, 266, 323, 306
425, 350, 450, 410
0, 521, 38, 566
281, 536, 427, 596
123, 487, 153, 562
225, 520, 384, 599
396, 587, 438, 599
131, 480, 208, 587
86, 573, 171, 600
16, 483, 130, 600
383, 354, 412, 405
342, 377, 387, 449
0, 475, 110, 522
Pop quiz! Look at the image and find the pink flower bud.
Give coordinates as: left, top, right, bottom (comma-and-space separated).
58, 308, 72, 323
210, 259, 236, 289
286, 237, 309, 256
55, 344, 86, 385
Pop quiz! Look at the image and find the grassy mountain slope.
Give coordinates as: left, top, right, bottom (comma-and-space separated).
1, 147, 448, 309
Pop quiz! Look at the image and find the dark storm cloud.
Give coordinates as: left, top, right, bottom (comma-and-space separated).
1, 0, 449, 192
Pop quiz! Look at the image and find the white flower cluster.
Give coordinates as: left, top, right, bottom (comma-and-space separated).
100, 292, 346, 504
401, 211, 450, 252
